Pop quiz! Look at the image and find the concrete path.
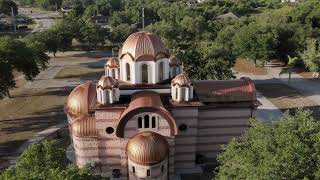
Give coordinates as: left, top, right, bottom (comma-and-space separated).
237, 66, 320, 122
256, 92, 282, 123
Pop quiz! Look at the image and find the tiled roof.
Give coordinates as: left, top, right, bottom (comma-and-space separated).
119, 31, 169, 61
193, 77, 257, 103
71, 115, 97, 137
127, 131, 168, 165
65, 82, 96, 118
97, 76, 119, 90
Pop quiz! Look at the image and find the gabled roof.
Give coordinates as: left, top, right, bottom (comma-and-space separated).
193, 77, 257, 103
216, 12, 239, 20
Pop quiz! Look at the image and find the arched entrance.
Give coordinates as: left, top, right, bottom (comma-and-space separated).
141, 64, 148, 84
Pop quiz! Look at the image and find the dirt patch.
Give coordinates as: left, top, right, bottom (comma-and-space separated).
54, 66, 104, 80
256, 83, 320, 120
234, 59, 268, 75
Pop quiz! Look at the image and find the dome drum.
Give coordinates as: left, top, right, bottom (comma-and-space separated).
105, 57, 120, 79
171, 74, 194, 102
119, 32, 170, 85
96, 76, 120, 105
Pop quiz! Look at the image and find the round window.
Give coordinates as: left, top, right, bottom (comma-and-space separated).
106, 127, 114, 134
178, 124, 188, 131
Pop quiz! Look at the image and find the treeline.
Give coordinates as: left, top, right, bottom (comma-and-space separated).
22, 0, 320, 80
41, 0, 286, 80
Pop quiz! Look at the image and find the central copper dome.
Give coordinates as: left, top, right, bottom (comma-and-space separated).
119, 32, 169, 61
126, 131, 169, 165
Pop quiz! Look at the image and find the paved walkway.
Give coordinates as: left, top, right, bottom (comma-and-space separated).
237, 66, 320, 122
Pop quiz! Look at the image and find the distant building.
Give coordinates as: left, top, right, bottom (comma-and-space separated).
60, 7, 72, 16
281, 0, 299, 3
216, 12, 239, 21
65, 31, 260, 179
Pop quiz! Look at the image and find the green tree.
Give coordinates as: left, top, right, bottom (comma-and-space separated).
0, 0, 17, 15
301, 38, 320, 78
232, 22, 278, 66
0, 36, 48, 98
216, 109, 320, 179
279, 55, 300, 81
78, 22, 108, 50
0, 141, 102, 180
177, 43, 235, 80
109, 23, 137, 46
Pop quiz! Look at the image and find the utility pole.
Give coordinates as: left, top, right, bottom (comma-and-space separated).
142, 7, 145, 29
11, 7, 16, 34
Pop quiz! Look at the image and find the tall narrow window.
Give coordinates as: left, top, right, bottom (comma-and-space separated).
112, 69, 116, 78
172, 67, 177, 77
161, 165, 164, 172
159, 62, 164, 81
138, 117, 142, 128
126, 63, 131, 81
144, 115, 150, 128
147, 169, 150, 177
141, 64, 148, 83
132, 166, 135, 173
151, 117, 156, 128
175, 87, 178, 99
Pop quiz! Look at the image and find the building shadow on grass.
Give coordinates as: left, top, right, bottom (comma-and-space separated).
0, 105, 66, 135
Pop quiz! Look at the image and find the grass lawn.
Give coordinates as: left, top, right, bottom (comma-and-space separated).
54, 66, 104, 80
256, 83, 320, 120
0, 88, 69, 170
234, 58, 268, 75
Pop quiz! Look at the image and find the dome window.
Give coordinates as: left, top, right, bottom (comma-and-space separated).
126, 63, 131, 81
138, 115, 158, 129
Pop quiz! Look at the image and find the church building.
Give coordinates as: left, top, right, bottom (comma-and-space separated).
65, 31, 260, 179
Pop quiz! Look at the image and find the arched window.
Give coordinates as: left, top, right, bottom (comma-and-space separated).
147, 169, 150, 177
159, 61, 164, 81
138, 117, 142, 128
161, 165, 164, 172
141, 64, 148, 83
132, 166, 135, 173
126, 63, 131, 81
144, 115, 150, 128
112, 69, 116, 78
151, 116, 156, 128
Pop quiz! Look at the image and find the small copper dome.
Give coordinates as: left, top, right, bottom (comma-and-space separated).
171, 73, 192, 87
119, 32, 169, 61
97, 76, 119, 89
71, 116, 97, 137
65, 82, 96, 117
127, 131, 168, 165
169, 55, 181, 66
105, 57, 119, 68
